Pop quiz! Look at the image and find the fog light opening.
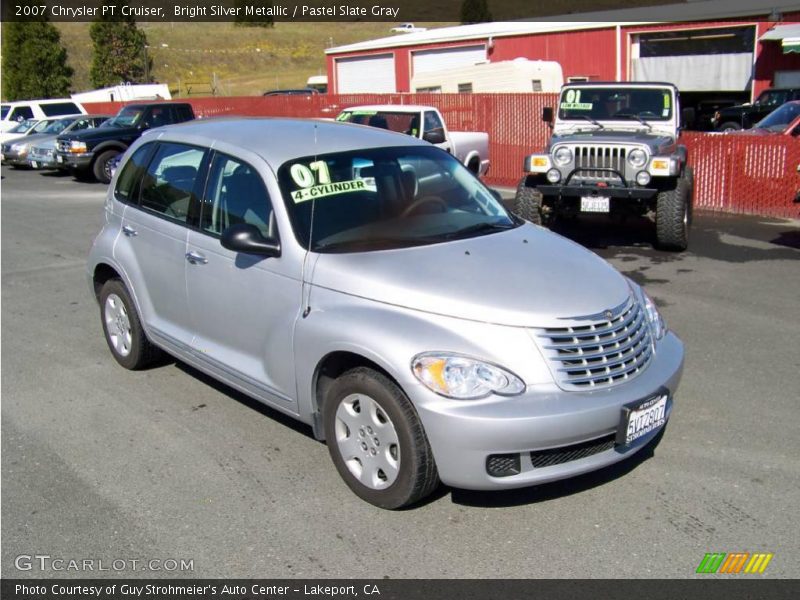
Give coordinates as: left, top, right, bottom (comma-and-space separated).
636, 171, 651, 186
486, 453, 521, 477
546, 168, 561, 184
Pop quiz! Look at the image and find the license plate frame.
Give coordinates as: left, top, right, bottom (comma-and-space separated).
56, 155, 63, 164
580, 196, 610, 213
616, 393, 668, 447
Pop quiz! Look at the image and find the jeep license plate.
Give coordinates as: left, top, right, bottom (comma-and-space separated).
581, 196, 610, 213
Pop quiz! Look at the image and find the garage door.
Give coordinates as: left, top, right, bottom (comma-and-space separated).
631, 26, 755, 91
336, 54, 396, 93
775, 70, 800, 88
412, 45, 486, 76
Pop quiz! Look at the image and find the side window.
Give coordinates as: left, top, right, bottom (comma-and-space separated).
200, 153, 274, 238
10, 106, 34, 121
424, 110, 445, 134
40, 102, 82, 117
115, 143, 155, 204
70, 118, 92, 132
139, 143, 206, 222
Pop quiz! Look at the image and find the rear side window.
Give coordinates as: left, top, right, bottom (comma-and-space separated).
10, 106, 34, 121
115, 144, 155, 204
139, 142, 206, 222
199, 153, 273, 238
40, 102, 82, 117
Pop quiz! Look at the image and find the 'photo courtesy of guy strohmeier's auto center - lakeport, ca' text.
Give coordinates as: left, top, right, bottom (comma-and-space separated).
1, 0, 799, 596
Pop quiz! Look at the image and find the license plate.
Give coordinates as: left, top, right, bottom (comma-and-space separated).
581, 196, 610, 213
30, 160, 38, 169
617, 394, 668, 446
56, 155, 63, 163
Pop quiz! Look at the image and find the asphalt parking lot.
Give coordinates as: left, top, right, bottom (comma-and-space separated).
2, 165, 799, 579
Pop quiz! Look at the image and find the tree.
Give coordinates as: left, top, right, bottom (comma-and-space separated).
89, 2, 151, 88
1, 17, 73, 100
460, 0, 493, 24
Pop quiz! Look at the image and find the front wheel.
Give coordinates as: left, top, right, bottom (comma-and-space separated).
93, 149, 120, 184
655, 169, 693, 251
513, 176, 544, 225
323, 367, 440, 509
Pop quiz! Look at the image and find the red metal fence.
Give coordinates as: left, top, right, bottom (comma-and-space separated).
85, 94, 800, 220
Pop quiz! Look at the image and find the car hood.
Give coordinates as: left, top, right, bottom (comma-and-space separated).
311, 224, 631, 327
551, 129, 675, 149
59, 125, 136, 142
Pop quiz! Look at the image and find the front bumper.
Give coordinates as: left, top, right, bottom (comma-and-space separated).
56, 152, 94, 169
537, 183, 657, 199
1, 148, 30, 166
410, 331, 683, 490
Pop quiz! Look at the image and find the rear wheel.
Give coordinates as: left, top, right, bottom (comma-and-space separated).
655, 169, 692, 251
99, 279, 161, 370
718, 121, 741, 132
513, 176, 543, 225
323, 367, 440, 509
93, 149, 120, 184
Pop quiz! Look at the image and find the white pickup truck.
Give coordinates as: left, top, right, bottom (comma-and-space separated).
336, 105, 490, 176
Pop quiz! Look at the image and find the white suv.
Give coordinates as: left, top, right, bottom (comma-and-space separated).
0, 98, 86, 133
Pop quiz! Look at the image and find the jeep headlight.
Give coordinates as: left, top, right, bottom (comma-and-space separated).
69, 141, 88, 153
642, 291, 666, 341
412, 353, 525, 399
627, 148, 648, 169
553, 146, 573, 167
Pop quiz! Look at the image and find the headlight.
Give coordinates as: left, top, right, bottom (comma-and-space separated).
642, 291, 666, 341
627, 148, 648, 168
69, 141, 88, 153
11, 142, 29, 154
411, 353, 525, 399
553, 146, 573, 166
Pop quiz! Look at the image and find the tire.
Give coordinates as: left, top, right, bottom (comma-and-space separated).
99, 279, 161, 370
513, 176, 543, 225
93, 149, 120, 184
655, 169, 692, 251
323, 367, 440, 509
718, 121, 741, 132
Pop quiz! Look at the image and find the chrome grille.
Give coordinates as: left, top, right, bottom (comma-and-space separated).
570, 144, 627, 183
30, 146, 53, 159
536, 296, 653, 390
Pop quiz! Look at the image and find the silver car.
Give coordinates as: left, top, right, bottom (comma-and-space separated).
87, 118, 684, 509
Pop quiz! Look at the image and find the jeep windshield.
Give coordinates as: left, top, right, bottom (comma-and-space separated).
278, 145, 518, 253
107, 106, 144, 128
558, 87, 673, 122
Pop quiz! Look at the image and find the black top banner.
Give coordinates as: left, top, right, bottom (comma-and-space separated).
2, 0, 797, 22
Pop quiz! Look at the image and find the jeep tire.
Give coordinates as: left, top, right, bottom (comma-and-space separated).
513, 176, 543, 225
655, 167, 693, 251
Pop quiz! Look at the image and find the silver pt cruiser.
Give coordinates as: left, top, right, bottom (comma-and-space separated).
87, 118, 684, 509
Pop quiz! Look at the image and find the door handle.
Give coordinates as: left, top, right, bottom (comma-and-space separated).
185, 251, 208, 265
122, 225, 138, 237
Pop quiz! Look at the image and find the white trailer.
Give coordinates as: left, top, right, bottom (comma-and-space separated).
412, 58, 564, 94
71, 84, 171, 104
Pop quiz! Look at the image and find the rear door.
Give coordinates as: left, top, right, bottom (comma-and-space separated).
184, 150, 301, 409
115, 141, 209, 352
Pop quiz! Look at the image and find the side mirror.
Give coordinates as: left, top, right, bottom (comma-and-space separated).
220, 223, 281, 257
681, 107, 696, 129
542, 107, 554, 125
422, 129, 446, 144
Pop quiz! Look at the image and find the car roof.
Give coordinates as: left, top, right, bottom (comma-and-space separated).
153, 117, 426, 165
340, 105, 434, 113
563, 81, 677, 89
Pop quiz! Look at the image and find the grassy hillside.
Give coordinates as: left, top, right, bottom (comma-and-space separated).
54, 22, 451, 97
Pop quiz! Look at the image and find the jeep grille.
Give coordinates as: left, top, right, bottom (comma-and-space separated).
535, 296, 653, 390
569, 144, 628, 183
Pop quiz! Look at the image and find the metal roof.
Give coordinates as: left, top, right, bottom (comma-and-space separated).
327, 0, 798, 55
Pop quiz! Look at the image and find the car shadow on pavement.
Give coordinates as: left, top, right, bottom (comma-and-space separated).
447, 428, 667, 509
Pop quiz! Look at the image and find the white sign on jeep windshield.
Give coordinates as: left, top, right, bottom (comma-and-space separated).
560, 89, 593, 110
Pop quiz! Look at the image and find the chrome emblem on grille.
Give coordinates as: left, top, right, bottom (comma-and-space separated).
604, 310, 613, 320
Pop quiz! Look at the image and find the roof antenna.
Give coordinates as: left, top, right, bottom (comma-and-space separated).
301, 123, 318, 318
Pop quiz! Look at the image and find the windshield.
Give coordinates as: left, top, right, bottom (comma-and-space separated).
278, 146, 518, 253
10, 119, 38, 134
337, 110, 420, 136
558, 87, 674, 122
754, 102, 800, 132
42, 117, 76, 134
108, 106, 144, 127
1, 105, 9, 119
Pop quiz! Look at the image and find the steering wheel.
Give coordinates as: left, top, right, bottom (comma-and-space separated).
401, 195, 447, 217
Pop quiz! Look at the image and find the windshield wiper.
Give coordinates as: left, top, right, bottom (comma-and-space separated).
575, 115, 605, 129
613, 113, 652, 130
442, 221, 516, 240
